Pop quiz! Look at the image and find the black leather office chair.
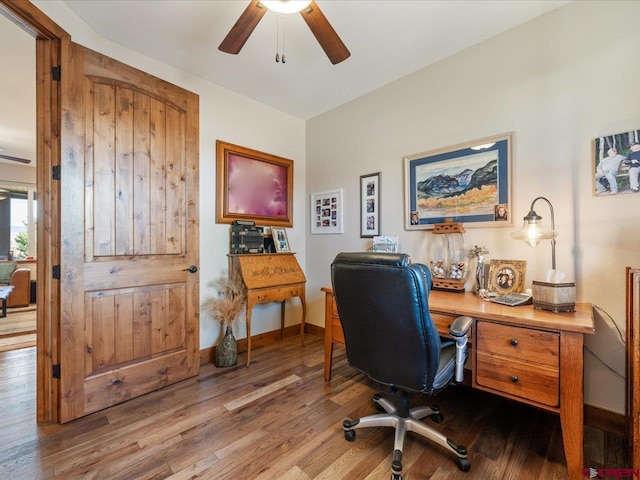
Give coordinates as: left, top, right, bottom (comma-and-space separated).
331, 252, 473, 479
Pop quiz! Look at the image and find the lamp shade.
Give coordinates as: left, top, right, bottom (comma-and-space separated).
510, 214, 557, 247
510, 196, 558, 270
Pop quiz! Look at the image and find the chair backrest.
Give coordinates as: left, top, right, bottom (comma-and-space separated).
331, 252, 442, 393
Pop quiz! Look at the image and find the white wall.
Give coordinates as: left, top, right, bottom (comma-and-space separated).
306, 0, 637, 413
34, 1, 307, 350
0, 164, 36, 184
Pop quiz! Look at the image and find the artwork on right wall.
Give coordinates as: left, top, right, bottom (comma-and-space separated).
593, 128, 640, 197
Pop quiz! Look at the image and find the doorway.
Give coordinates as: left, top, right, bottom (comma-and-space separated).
1, 0, 66, 423
0, 8, 38, 352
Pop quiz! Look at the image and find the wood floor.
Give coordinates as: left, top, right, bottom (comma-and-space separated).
0, 335, 627, 479
0, 308, 36, 337
0, 308, 37, 352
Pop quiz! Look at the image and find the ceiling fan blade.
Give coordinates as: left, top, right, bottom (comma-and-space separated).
0, 154, 31, 164
219, 0, 268, 55
300, 1, 350, 65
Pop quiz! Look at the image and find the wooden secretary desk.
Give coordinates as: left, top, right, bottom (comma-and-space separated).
230, 253, 306, 366
322, 287, 595, 480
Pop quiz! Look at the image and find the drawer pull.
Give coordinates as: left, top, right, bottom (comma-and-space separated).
510, 375, 519, 383
509, 338, 519, 346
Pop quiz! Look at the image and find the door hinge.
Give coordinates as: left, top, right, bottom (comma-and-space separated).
52, 165, 61, 180
52, 265, 60, 280
52, 65, 61, 81
52, 364, 60, 379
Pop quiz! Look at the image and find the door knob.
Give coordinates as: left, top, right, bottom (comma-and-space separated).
184, 265, 198, 274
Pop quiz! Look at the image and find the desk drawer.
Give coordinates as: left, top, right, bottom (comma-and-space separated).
475, 321, 559, 407
476, 352, 559, 407
476, 322, 558, 368
250, 284, 304, 304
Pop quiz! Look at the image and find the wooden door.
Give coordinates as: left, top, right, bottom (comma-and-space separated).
628, 267, 640, 468
59, 43, 199, 422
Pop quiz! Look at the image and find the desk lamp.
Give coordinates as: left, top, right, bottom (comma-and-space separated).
510, 196, 575, 312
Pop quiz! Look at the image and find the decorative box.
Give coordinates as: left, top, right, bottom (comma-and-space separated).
531, 280, 575, 313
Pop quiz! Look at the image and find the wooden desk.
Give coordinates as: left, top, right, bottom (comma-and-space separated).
230, 254, 306, 366
322, 288, 595, 480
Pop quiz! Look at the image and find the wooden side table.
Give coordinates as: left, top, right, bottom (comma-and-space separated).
230, 254, 306, 366
0, 286, 14, 318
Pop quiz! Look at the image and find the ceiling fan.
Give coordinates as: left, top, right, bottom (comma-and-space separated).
0, 153, 31, 165
219, 0, 350, 65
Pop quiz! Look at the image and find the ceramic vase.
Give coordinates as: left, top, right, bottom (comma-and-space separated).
214, 325, 238, 367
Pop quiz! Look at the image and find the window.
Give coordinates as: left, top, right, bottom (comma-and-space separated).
0, 183, 37, 260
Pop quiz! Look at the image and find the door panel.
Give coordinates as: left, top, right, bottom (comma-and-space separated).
60, 42, 199, 422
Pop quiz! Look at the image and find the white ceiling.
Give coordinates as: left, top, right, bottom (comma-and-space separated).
0, 0, 570, 169
64, 0, 569, 120
0, 13, 35, 169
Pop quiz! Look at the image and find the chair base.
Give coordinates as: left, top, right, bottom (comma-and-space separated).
343, 392, 470, 478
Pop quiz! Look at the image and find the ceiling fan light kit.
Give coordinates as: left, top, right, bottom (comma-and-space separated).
261, 1, 312, 14
219, 0, 350, 65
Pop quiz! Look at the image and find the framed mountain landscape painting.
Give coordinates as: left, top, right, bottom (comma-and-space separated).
404, 133, 513, 230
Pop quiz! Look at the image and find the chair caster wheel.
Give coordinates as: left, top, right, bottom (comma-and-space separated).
430, 413, 444, 423
344, 429, 356, 442
456, 457, 471, 471
391, 473, 402, 480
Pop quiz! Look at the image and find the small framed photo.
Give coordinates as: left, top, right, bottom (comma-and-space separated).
487, 259, 527, 295
271, 227, 291, 253
360, 172, 381, 237
310, 189, 343, 234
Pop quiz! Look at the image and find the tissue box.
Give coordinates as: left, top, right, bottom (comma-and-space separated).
532, 281, 576, 312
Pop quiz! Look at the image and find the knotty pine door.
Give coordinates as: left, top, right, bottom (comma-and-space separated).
628, 268, 640, 468
58, 43, 199, 422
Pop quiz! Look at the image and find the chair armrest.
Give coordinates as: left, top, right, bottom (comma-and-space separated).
448, 316, 473, 383
449, 315, 473, 338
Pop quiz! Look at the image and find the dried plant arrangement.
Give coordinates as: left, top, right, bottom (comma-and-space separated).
204, 269, 247, 328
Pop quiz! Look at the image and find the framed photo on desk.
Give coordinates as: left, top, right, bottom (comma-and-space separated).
487, 259, 526, 294
271, 227, 291, 253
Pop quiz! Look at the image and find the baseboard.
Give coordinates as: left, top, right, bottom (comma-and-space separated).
584, 403, 625, 436
304, 322, 324, 339
199, 323, 323, 366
